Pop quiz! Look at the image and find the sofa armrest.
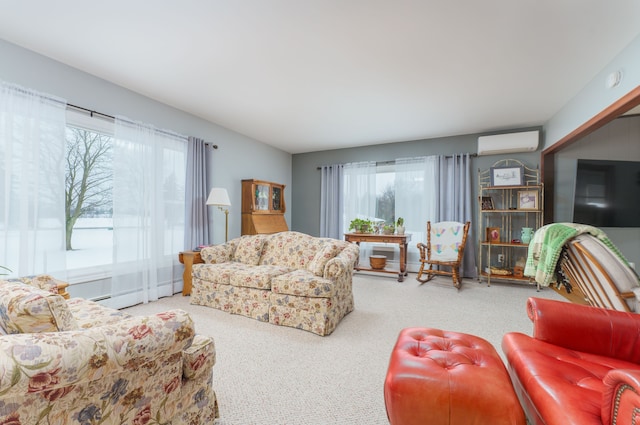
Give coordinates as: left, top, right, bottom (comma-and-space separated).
0, 282, 78, 334
527, 297, 640, 362
337, 243, 360, 269
324, 257, 348, 278
602, 369, 640, 425
183, 334, 216, 380
4, 274, 58, 294
0, 309, 195, 397
324, 243, 359, 278
3, 274, 71, 299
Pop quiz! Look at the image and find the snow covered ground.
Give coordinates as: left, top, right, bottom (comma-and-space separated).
67, 218, 113, 269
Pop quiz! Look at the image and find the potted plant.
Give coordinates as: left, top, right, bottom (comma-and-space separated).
349, 218, 373, 233
0, 266, 11, 276
396, 217, 405, 235
383, 224, 395, 235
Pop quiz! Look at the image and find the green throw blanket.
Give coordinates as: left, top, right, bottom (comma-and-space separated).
524, 223, 630, 287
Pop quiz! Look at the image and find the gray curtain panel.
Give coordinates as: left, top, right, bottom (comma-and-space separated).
435, 153, 477, 278
320, 164, 344, 239
184, 136, 209, 250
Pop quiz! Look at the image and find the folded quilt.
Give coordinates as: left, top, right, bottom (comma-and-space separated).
524, 222, 629, 287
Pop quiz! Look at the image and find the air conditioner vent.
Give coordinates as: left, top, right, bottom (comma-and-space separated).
477, 130, 539, 156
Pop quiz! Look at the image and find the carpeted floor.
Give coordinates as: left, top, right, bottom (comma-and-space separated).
124, 273, 564, 425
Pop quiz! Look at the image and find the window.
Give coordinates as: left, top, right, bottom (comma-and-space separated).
343, 157, 437, 270
65, 110, 115, 276
375, 163, 396, 224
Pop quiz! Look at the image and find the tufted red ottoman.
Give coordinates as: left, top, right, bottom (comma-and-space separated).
384, 328, 525, 425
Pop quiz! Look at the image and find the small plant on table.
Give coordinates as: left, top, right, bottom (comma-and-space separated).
349, 218, 373, 233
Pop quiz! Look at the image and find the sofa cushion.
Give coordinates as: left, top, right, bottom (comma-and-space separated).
307, 242, 342, 276
271, 269, 336, 298
259, 232, 324, 268
233, 235, 267, 265
230, 265, 292, 290
193, 262, 252, 285
67, 297, 131, 328
0, 282, 78, 334
200, 242, 236, 264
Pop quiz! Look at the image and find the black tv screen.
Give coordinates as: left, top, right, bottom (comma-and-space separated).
573, 159, 640, 227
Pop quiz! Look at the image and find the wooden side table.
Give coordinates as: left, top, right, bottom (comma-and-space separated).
56, 282, 70, 299
344, 233, 412, 282
178, 251, 203, 296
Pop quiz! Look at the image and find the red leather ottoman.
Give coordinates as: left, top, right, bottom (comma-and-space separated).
384, 328, 525, 425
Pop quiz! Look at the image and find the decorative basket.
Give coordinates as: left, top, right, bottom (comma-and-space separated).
369, 255, 387, 270
489, 266, 511, 276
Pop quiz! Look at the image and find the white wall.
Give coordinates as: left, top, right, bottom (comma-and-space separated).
544, 34, 640, 149
543, 34, 640, 270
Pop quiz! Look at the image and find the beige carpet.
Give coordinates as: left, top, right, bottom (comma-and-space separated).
124, 273, 564, 425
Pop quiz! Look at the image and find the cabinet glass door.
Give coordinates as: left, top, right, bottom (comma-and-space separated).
255, 184, 270, 210
272, 187, 282, 211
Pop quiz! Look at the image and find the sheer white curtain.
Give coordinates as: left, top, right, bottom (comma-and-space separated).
108, 117, 187, 309
343, 161, 376, 260
0, 81, 67, 277
395, 156, 438, 268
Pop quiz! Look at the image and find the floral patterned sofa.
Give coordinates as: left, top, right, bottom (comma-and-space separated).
0, 275, 218, 424
190, 231, 360, 336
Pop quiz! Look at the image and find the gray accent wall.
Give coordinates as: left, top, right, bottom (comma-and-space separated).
554, 115, 640, 268
0, 39, 292, 247
291, 130, 542, 257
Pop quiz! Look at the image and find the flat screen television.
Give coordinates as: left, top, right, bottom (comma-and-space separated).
573, 159, 640, 227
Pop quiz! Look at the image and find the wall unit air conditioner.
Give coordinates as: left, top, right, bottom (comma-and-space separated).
477, 130, 539, 156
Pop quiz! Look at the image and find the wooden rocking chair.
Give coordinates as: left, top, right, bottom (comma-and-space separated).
416, 221, 470, 289
559, 234, 640, 312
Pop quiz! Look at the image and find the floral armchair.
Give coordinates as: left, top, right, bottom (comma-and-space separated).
0, 277, 218, 424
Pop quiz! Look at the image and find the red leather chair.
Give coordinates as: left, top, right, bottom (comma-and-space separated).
502, 297, 640, 425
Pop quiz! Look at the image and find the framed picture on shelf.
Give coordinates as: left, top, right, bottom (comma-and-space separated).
480, 196, 494, 210
490, 166, 524, 187
518, 190, 538, 210
486, 227, 500, 242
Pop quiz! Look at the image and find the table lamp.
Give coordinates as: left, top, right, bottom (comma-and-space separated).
206, 188, 231, 242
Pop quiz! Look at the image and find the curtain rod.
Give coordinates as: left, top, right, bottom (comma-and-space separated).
316, 153, 477, 170
66, 103, 218, 149
68, 103, 115, 120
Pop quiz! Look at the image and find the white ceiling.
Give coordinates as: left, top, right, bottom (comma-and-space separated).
1, 1, 639, 154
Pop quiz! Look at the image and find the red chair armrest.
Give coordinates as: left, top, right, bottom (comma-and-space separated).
602, 369, 640, 425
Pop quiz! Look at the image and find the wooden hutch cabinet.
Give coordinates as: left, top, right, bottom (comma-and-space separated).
241, 179, 288, 235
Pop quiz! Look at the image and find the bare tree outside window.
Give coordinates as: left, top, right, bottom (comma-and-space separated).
65, 127, 113, 250
376, 183, 395, 224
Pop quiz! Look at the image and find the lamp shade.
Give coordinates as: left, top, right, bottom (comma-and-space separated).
206, 188, 231, 206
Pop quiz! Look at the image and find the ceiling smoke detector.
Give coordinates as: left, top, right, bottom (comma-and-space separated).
606, 70, 623, 89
